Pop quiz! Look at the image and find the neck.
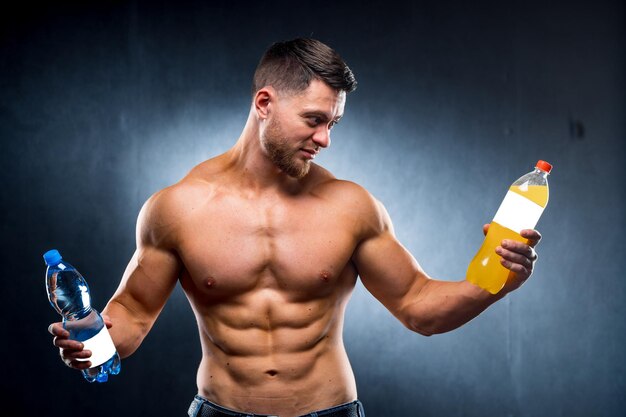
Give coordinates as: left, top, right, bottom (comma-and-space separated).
225, 109, 305, 193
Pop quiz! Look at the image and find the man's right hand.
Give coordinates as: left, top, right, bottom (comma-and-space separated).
48, 314, 113, 370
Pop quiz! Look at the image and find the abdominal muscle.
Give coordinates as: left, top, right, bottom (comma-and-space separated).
185, 284, 358, 416
170, 164, 364, 415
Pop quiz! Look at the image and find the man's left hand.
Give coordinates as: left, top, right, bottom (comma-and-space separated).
483, 224, 542, 293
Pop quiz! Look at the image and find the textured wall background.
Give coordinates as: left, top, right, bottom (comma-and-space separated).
1, 1, 623, 416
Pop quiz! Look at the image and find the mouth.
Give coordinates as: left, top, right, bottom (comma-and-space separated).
300, 148, 317, 160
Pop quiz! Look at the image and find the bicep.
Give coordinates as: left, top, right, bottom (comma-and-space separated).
109, 244, 180, 324
104, 192, 182, 337
352, 203, 430, 323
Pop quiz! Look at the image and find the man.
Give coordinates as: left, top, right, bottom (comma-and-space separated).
49, 38, 541, 417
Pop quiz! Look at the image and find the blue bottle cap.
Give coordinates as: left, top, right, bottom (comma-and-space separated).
43, 249, 63, 266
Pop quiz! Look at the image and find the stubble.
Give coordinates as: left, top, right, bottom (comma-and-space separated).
261, 117, 311, 179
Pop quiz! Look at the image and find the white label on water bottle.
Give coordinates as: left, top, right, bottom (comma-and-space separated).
77, 326, 116, 367
492, 191, 544, 233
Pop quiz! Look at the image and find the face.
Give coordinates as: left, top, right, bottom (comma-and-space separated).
260, 79, 346, 179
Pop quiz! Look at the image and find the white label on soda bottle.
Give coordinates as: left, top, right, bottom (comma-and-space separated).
77, 326, 116, 367
492, 191, 544, 233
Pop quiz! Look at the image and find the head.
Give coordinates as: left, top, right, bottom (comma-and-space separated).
251, 38, 357, 179
252, 38, 357, 98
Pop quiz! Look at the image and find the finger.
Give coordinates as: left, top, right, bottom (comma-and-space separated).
500, 258, 530, 276
48, 323, 69, 338
520, 229, 542, 247
483, 224, 490, 236
54, 337, 84, 350
496, 246, 534, 269
60, 348, 93, 369
62, 348, 92, 361
502, 240, 537, 260
67, 359, 93, 370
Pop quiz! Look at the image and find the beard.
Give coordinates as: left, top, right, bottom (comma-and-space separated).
261, 117, 311, 179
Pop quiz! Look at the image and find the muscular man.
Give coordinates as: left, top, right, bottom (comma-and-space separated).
49, 38, 541, 417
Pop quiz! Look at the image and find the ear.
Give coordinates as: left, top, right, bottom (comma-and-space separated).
254, 87, 276, 120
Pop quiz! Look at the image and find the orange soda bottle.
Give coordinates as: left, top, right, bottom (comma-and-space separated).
466, 160, 552, 294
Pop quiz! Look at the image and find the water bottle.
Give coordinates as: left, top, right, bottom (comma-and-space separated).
466, 160, 552, 294
44, 249, 121, 382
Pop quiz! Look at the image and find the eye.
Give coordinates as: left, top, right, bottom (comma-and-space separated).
307, 116, 322, 127
329, 120, 338, 130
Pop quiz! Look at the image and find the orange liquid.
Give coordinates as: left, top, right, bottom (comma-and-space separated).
509, 184, 548, 208
466, 185, 548, 294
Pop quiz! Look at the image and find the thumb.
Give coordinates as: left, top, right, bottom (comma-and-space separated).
482, 223, 490, 236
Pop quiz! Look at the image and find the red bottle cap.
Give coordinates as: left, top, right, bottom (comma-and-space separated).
536, 160, 553, 173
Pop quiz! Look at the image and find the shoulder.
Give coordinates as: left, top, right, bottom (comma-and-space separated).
137, 160, 223, 246
143, 155, 228, 217
309, 166, 392, 239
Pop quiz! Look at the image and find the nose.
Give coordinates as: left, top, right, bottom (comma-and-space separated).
311, 125, 331, 149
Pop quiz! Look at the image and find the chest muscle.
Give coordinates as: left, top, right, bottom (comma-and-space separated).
177, 195, 358, 302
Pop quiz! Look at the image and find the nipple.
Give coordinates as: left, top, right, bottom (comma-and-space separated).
320, 271, 331, 282
206, 277, 216, 288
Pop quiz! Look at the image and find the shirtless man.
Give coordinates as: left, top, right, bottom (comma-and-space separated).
48, 38, 542, 417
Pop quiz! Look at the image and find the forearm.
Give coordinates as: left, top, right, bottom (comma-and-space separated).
401, 279, 506, 336
102, 298, 153, 359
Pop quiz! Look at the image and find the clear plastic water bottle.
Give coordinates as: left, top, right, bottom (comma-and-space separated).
466, 160, 552, 294
44, 249, 121, 382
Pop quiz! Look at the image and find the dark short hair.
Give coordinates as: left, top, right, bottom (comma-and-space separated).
252, 38, 357, 97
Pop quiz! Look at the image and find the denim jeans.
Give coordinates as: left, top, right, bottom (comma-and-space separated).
188, 395, 365, 417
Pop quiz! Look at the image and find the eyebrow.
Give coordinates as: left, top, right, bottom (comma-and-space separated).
299, 111, 343, 122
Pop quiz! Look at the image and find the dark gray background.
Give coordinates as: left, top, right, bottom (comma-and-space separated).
1, 1, 624, 416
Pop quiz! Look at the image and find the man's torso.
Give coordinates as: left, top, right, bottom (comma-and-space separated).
157, 155, 376, 415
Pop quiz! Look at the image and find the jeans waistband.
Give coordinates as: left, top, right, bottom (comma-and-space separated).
188, 395, 365, 417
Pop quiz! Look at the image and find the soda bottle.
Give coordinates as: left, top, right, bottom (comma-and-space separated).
44, 249, 121, 382
466, 160, 552, 294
